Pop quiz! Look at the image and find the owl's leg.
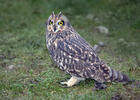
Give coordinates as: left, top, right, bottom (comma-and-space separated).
93, 82, 107, 90
60, 76, 85, 87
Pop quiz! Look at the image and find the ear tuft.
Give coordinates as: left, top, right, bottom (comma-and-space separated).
51, 11, 55, 17
58, 12, 63, 18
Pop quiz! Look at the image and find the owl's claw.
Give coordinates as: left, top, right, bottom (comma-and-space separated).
60, 81, 68, 85
59, 76, 82, 87
60, 81, 69, 88
93, 82, 107, 91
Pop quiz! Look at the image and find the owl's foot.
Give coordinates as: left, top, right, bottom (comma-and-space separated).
60, 81, 69, 88
93, 82, 107, 91
60, 76, 84, 87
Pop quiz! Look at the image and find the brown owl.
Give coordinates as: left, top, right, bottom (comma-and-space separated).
46, 12, 131, 90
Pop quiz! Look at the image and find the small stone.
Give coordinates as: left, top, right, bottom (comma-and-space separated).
93, 44, 99, 51
118, 38, 128, 46
98, 41, 105, 47
8, 65, 15, 70
93, 44, 101, 53
94, 17, 99, 22
86, 14, 94, 20
95, 26, 109, 35
118, 38, 125, 43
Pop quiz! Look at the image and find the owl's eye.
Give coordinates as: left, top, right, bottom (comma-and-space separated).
49, 20, 53, 25
58, 20, 64, 26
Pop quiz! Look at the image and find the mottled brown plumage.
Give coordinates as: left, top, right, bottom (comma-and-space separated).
46, 12, 130, 89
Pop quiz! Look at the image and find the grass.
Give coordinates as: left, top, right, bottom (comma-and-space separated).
0, 0, 140, 99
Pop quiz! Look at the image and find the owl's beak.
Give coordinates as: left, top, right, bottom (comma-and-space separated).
53, 25, 57, 32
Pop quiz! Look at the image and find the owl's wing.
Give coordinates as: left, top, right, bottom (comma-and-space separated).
57, 32, 111, 82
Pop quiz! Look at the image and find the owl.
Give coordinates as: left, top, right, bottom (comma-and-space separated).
46, 12, 131, 90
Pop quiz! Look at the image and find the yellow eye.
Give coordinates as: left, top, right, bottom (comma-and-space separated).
49, 20, 53, 25
58, 21, 64, 26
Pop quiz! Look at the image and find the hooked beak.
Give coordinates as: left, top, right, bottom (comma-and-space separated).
53, 25, 57, 32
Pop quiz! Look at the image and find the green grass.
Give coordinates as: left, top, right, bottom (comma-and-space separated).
0, 0, 140, 99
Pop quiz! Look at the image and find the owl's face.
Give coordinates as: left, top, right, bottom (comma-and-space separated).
46, 12, 70, 34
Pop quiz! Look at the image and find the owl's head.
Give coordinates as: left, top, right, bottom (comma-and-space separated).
46, 12, 70, 33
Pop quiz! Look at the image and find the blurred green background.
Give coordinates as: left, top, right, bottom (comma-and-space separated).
0, 0, 140, 100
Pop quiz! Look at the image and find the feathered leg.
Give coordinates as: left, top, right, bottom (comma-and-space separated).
60, 76, 85, 87
93, 82, 107, 90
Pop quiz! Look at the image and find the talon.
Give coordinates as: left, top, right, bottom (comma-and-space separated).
60, 81, 69, 88
93, 82, 107, 91
60, 81, 67, 85
61, 84, 69, 88
59, 76, 82, 88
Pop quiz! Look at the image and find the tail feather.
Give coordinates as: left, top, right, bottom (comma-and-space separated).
110, 69, 131, 84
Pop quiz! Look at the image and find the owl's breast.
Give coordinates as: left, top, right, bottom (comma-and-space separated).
47, 38, 57, 57
46, 34, 65, 69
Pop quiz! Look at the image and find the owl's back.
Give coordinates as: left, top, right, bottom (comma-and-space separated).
46, 30, 112, 83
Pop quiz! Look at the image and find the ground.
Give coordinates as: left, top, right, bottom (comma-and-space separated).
0, 0, 140, 100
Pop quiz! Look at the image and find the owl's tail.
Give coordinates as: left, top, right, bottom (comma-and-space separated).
110, 69, 131, 84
